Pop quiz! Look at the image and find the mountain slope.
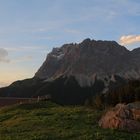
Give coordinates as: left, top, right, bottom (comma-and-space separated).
35, 39, 140, 87
0, 39, 140, 105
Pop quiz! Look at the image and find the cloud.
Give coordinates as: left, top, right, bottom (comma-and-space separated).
0, 48, 10, 63
119, 35, 140, 45
12, 55, 33, 63
64, 29, 81, 34
5, 45, 49, 53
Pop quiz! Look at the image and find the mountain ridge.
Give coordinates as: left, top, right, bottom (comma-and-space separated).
0, 38, 140, 104
35, 38, 140, 87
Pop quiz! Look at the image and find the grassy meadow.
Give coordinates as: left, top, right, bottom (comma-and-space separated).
0, 101, 139, 140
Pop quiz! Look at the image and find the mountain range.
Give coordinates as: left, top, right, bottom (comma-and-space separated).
0, 38, 140, 104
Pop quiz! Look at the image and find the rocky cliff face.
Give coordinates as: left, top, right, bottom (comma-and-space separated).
35, 38, 140, 88
0, 38, 140, 105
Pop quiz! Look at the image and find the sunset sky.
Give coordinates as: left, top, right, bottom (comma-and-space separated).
0, 0, 140, 87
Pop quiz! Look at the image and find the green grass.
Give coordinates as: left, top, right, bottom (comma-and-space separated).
0, 101, 139, 140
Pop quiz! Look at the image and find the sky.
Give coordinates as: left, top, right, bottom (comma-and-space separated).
0, 0, 140, 87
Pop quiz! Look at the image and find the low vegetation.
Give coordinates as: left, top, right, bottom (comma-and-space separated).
85, 80, 140, 108
0, 101, 139, 140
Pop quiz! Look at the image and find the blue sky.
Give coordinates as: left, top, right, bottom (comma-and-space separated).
0, 0, 140, 86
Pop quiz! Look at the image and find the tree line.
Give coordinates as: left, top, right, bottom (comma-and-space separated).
85, 80, 140, 108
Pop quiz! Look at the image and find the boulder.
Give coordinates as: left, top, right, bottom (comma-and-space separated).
132, 109, 140, 121
99, 102, 140, 132
127, 102, 140, 121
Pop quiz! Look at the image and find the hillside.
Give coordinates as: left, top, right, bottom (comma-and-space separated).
35, 39, 140, 83
0, 39, 140, 105
0, 101, 140, 140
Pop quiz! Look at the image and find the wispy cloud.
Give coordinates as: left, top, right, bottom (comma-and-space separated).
5, 45, 49, 53
0, 48, 10, 63
33, 35, 54, 40
119, 35, 140, 45
20, 27, 50, 33
12, 55, 33, 63
64, 29, 82, 34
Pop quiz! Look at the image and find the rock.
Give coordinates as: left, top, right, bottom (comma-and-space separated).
132, 109, 140, 121
119, 119, 140, 132
99, 103, 140, 132
127, 102, 140, 121
127, 102, 140, 110
35, 39, 140, 88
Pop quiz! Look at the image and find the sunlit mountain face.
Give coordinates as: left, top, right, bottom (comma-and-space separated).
0, 0, 140, 87
0, 0, 140, 139
0, 39, 139, 105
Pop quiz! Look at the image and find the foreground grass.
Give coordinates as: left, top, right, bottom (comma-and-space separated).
0, 101, 139, 140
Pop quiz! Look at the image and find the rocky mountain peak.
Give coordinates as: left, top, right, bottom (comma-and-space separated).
0, 38, 140, 105
35, 38, 140, 87
132, 47, 140, 55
